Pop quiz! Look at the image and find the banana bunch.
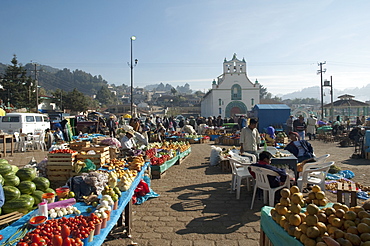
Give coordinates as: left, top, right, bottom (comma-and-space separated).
81, 194, 100, 205
108, 171, 118, 188
117, 169, 137, 191
128, 155, 145, 171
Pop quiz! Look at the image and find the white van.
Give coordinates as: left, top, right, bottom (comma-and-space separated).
0, 113, 50, 134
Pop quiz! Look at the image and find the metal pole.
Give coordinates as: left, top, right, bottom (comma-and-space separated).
34, 63, 38, 113
130, 37, 133, 116
331, 76, 334, 121
320, 63, 324, 119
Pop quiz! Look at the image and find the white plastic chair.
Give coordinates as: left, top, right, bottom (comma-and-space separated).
13, 132, 21, 151
19, 133, 34, 151
297, 161, 334, 192
227, 157, 253, 199
33, 132, 46, 151
298, 154, 331, 178
250, 166, 290, 209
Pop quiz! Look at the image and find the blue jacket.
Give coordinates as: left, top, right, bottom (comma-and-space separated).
0, 184, 4, 207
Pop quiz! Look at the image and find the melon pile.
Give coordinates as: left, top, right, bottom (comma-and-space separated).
0, 159, 55, 215
271, 185, 370, 246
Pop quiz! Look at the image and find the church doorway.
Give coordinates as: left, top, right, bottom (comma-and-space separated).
225, 101, 247, 118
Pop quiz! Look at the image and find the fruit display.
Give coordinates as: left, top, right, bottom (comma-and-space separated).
0, 159, 55, 215
271, 185, 370, 245
127, 155, 145, 171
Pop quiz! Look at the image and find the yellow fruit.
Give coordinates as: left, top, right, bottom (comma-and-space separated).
332, 203, 342, 210
313, 199, 320, 206
362, 217, 370, 226
362, 241, 370, 246
312, 185, 321, 193
316, 222, 327, 236
291, 193, 303, 205
280, 197, 290, 207
280, 188, 290, 198
308, 192, 316, 200
317, 213, 327, 223
279, 216, 287, 227
344, 210, 357, 221
346, 226, 358, 235
333, 229, 345, 239
358, 210, 370, 219
306, 226, 320, 239
287, 225, 297, 236
305, 214, 319, 226
327, 226, 339, 235
335, 209, 345, 218
345, 233, 361, 246
303, 237, 316, 246
294, 228, 302, 239
357, 222, 370, 233
315, 191, 325, 200
343, 219, 356, 230
318, 199, 328, 207
325, 207, 336, 216
289, 214, 302, 226
339, 204, 349, 212
360, 232, 370, 242
328, 214, 337, 224
290, 186, 300, 194
331, 218, 344, 228
336, 238, 351, 246
299, 213, 307, 222
306, 204, 320, 215
353, 206, 365, 214
300, 233, 308, 243
290, 204, 301, 214
277, 205, 288, 215
299, 223, 309, 234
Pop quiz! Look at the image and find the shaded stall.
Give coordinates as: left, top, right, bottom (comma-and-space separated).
252, 104, 291, 133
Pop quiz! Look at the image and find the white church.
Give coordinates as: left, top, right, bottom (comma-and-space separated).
201, 53, 260, 118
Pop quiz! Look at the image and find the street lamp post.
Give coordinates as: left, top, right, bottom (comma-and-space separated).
129, 36, 138, 117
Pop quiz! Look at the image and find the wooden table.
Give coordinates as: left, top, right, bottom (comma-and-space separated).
0, 134, 14, 157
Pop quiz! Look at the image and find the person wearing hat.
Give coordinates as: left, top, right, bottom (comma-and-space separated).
120, 130, 137, 156
306, 115, 317, 140
239, 118, 261, 157
107, 115, 117, 138
284, 131, 315, 163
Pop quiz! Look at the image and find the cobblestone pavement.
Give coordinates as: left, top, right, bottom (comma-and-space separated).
2, 139, 364, 246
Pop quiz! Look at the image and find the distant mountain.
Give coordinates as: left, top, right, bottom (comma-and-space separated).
278, 85, 370, 103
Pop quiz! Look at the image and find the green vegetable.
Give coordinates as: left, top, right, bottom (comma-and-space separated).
0, 160, 12, 176
16, 167, 37, 181
45, 187, 56, 195
10, 165, 19, 173
0, 174, 4, 186
2, 196, 34, 214
32, 190, 45, 205
3, 186, 21, 201
18, 181, 37, 194
32, 177, 50, 191
3, 173, 20, 187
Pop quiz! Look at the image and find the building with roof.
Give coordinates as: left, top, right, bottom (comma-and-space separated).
201, 54, 260, 118
323, 94, 369, 119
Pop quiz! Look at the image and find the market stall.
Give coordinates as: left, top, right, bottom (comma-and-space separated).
0, 162, 150, 246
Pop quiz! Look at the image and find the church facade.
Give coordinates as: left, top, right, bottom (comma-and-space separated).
201, 54, 260, 118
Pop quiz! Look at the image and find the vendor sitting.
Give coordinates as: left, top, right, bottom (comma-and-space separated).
284, 131, 315, 163
53, 127, 64, 141
120, 130, 137, 156
248, 151, 287, 188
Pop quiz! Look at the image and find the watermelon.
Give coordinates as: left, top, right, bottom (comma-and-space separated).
3, 174, 20, 187
3, 186, 21, 201
0, 174, 4, 186
2, 196, 34, 214
20, 194, 35, 207
44, 188, 56, 195
16, 168, 37, 181
31, 190, 44, 205
0, 161, 12, 176
11, 165, 19, 173
32, 177, 50, 191
18, 181, 37, 194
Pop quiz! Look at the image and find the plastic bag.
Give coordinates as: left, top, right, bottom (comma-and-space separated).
338, 170, 355, 179
210, 145, 222, 166
80, 159, 96, 172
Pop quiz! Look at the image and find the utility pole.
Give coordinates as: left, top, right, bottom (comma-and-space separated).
317, 62, 326, 119
34, 63, 38, 112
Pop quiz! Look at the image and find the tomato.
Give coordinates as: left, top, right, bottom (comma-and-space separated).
52, 235, 63, 246
62, 237, 72, 246
32, 234, 42, 243
61, 225, 70, 239
0, 235, 3, 240
74, 238, 83, 246
30, 243, 38, 246
17, 243, 28, 246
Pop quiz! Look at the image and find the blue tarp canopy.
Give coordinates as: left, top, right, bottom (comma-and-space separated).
252, 104, 291, 132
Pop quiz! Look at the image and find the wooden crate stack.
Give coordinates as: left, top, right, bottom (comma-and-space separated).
69, 141, 90, 151
47, 152, 77, 181
76, 146, 110, 168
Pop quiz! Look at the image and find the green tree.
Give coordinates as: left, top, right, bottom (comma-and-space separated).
96, 85, 117, 106
0, 55, 36, 109
63, 88, 90, 113
260, 84, 268, 99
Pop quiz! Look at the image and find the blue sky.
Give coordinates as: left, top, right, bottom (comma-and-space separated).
1, 0, 370, 98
